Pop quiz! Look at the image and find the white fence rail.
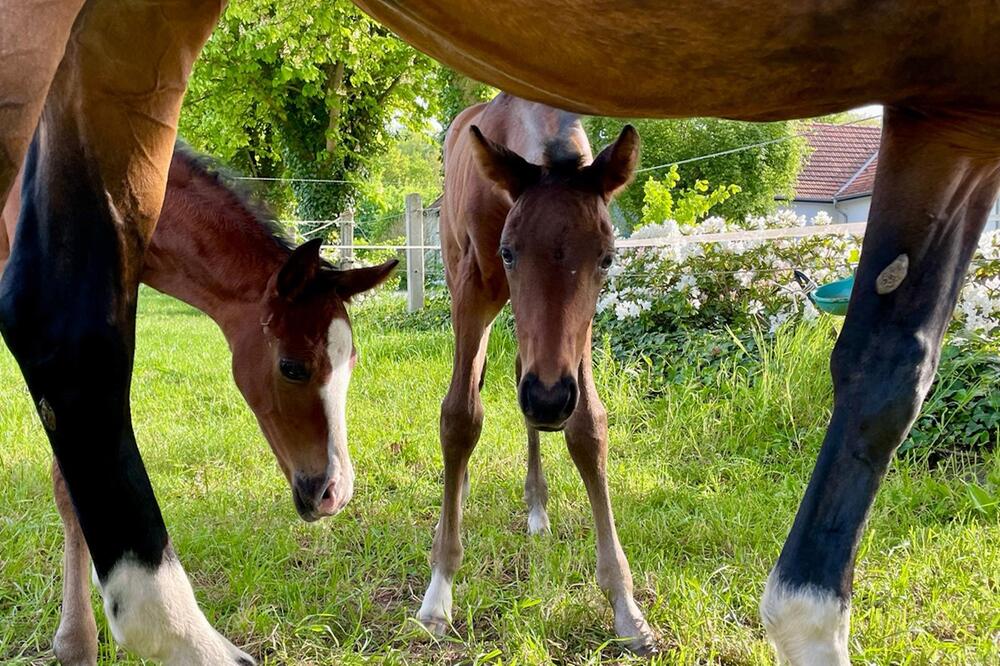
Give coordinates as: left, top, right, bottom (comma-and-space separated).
285, 194, 871, 311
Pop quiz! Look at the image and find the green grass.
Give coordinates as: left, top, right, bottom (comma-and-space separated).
1, 288, 998, 664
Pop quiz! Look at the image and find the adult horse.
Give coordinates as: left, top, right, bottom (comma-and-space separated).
1, 1, 998, 664
2, 148, 397, 663
418, 93, 652, 651
351, 2, 1000, 664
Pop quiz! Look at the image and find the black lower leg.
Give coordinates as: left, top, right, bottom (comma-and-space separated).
777, 117, 1000, 598
0, 134, 167, 579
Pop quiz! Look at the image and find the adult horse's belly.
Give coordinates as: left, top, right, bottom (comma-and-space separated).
352, 1, 1000, 119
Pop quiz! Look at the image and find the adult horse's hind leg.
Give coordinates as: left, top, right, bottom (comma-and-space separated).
761, 107, 1000, 665
52, 461, 98, 666
418, 285, 501, 634
0, 3, 252, 664
564, 328, 655, 654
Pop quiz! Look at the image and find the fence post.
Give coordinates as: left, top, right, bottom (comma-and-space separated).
340, 208, 354, 268
405, 193, 424, 312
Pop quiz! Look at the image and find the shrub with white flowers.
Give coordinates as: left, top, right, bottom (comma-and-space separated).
599, 210, 1000, 340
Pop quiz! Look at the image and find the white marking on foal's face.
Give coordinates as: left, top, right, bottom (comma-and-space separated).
96, 555, 254, 664
760, 570, 850, 666
320, 317, 354, 513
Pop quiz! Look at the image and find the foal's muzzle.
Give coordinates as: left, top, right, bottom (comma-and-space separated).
518, 372, 579, 430
292, 471, 351, 522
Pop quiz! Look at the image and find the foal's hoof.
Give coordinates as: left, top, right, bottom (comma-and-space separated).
53, 623, 98, 666
616, 615, 658, 656
526, 508, 551, 536
416, 613, 451, 638
624, 629, 658, 657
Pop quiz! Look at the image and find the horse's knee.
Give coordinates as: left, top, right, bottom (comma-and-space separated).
829, 328, 936, 460
440, 396, 483, 456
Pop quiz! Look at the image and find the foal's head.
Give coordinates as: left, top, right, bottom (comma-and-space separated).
471, 124, 638, 431
232, 238, 396, 521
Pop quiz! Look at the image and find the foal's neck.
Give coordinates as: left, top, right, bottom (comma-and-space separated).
141, 159, 291, 342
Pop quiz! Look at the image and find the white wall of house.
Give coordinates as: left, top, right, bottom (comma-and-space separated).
787, 196, 1000, 232
781, 197, 870, 224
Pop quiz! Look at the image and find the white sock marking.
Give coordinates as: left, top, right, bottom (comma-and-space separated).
760, 570, 850, 666
417, 567, 453, 628
97, 555, 254, 665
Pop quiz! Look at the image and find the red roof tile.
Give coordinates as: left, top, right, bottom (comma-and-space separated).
794, 123, 881, 201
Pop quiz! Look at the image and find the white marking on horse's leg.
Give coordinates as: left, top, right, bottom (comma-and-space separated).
320, 317, 355, 511
96, 554, 255, 665
760, 570, 850, 666
524, 427, 550, 535
416, 567, 453, 634
876, 253, 909, 294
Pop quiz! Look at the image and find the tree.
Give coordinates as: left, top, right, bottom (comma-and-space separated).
179, 0, 439, 221
354, 126, 443, 240
435, 67, 495, 131
585, 117, 805, 229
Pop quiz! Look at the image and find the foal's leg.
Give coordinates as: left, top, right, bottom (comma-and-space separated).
517, 355, 550, 535
564, 331, 655, 654
418, 287, 499, 634
761, 107, 1000, 665
0, 4, 252, 665
52, 461, 98, 666
524, 426, 551, 535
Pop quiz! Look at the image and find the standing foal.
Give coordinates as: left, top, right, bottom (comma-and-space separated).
417, 93, 654, 653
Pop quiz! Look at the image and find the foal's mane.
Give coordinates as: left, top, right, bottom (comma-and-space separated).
172, 142, 295, 253
542, 111, 586, 175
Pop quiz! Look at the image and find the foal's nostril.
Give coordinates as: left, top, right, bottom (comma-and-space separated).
518, 372, 579, 429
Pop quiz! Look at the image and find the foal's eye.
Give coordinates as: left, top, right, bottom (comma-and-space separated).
499, 246, 515, 268
279, 358, 311, 383
600, 254, 615, 272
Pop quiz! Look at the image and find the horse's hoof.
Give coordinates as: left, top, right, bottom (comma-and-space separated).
53, 627, 98, 666
526, 509, 551, 536
625, 630, 658, 657
416, 614, 451, 637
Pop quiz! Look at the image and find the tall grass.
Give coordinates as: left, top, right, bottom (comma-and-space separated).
0, 289, 996, 664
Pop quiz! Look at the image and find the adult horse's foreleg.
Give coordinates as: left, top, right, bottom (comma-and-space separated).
761, 107, 1000, 665
516, 354, 550, 535
0, 3, 253, 665
417, 286, 498, 634
51, 461, 97, 666
564, 329, 655, 655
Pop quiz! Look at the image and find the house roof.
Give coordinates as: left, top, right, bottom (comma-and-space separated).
793, 123, 881, 202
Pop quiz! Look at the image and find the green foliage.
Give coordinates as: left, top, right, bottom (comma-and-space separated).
903, 342, 1000, 458
585, 117, 805, 229
436, 67, 495, 131
354, 128, 442, 240
639, 165, 741, 227
179, 0, 439, 220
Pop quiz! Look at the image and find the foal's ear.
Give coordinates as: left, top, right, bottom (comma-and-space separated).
276, 238, 324, 301
583, 124, 640, 200
469, 125, 541, 200
327, 259, 399, 301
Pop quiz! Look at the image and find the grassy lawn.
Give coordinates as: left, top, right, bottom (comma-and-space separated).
1, 288, 998, 664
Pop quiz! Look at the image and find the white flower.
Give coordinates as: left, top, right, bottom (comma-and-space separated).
747, 299, 765, 316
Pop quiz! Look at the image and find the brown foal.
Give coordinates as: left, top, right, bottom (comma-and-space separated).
417, 93, 653, 653
2, 148, 396, 664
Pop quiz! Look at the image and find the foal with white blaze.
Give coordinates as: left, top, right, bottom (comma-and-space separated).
418, 93, 655, 654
